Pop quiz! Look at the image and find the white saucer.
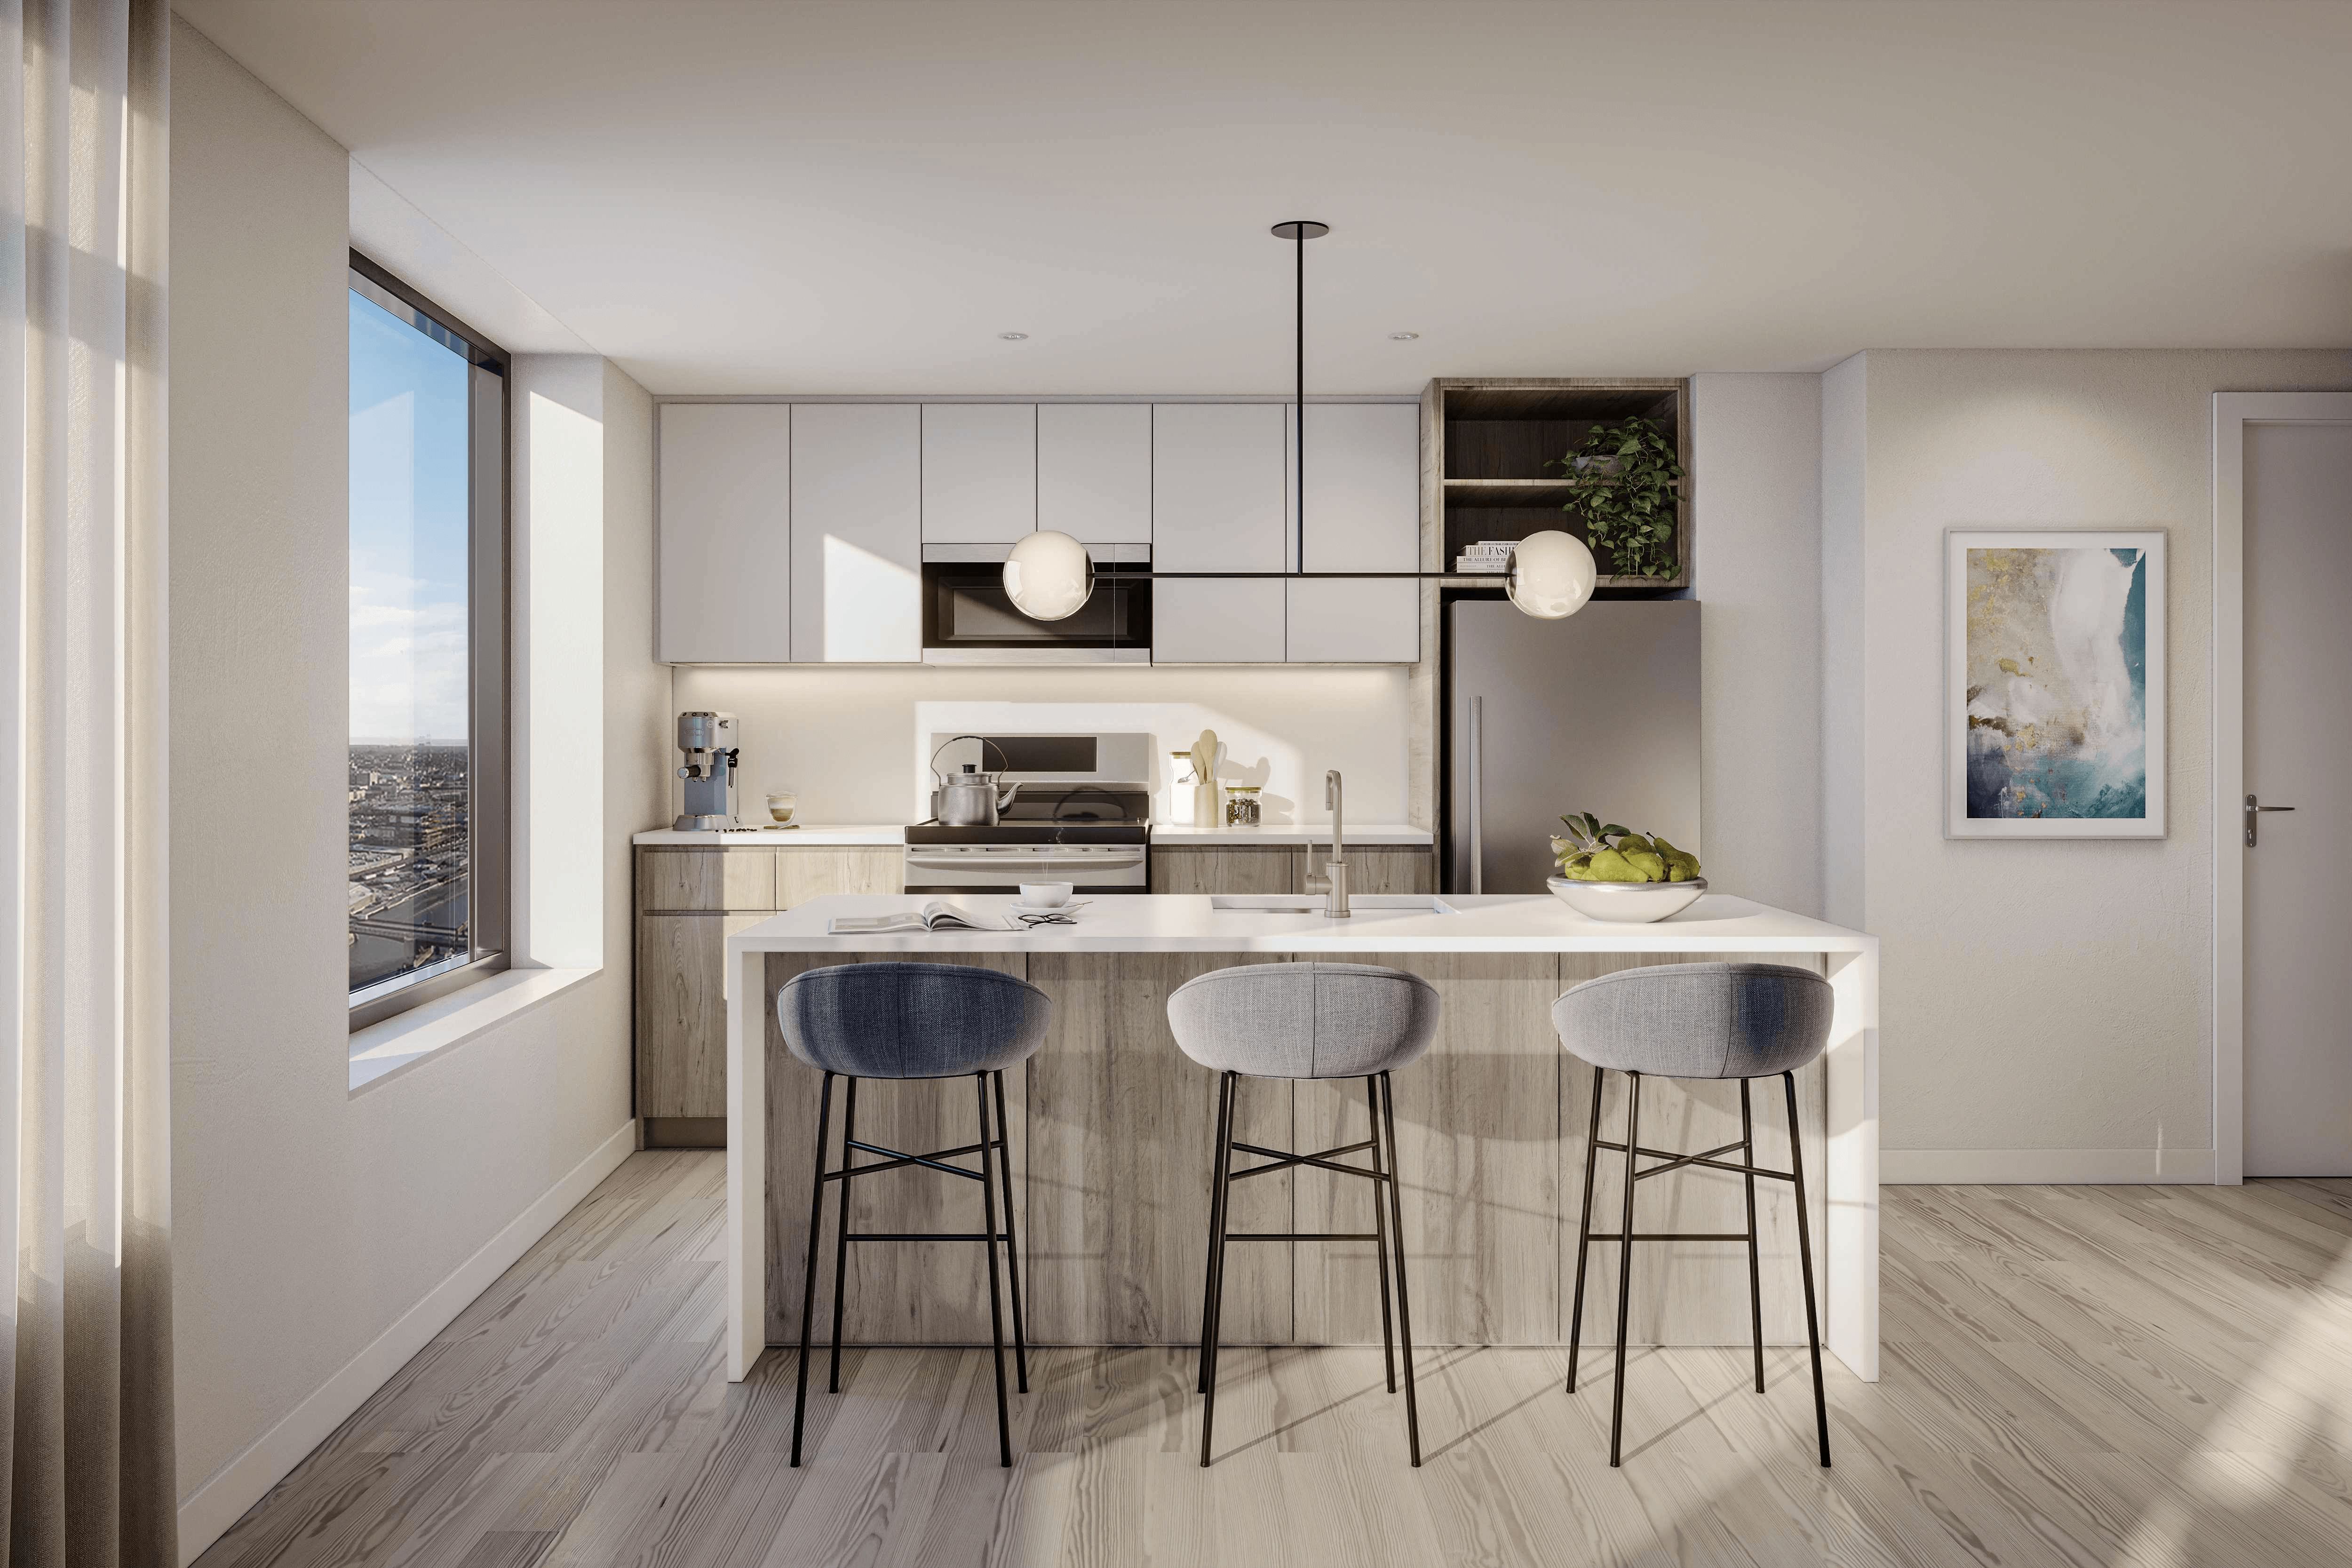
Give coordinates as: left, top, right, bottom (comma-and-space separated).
1008, 901, 1079, 918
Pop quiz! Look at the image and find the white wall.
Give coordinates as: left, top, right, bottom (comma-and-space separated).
1836, 349, 2352, 1180
1691, 373, 1823, 916
670, 664, 1414, 826
168, 21, 665, 1558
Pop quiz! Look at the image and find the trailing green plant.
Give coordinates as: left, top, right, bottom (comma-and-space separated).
1549, 415, 1683, 581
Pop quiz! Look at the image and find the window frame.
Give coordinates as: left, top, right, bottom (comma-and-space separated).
347, 251, 514, 1032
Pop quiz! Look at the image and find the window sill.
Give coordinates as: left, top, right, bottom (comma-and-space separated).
350, 966, 600, 1095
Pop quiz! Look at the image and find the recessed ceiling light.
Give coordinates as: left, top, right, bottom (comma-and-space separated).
1389, 331, 1420, 341
999, 331, 1029, 341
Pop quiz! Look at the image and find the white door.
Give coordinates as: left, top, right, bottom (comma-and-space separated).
1038, 404, 1152, 544
921, 403, 1036, 544
2244, 414, 2352, 1176
789, 403, 922, 662
1287, 402, 1420, 663
656, 404, 792, 662
1152, 403, 1287, 662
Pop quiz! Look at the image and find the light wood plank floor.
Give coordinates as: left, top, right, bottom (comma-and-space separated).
195, 1152, 2352, 1567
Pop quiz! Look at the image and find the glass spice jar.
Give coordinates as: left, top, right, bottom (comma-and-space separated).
1224, 785, 1263, 828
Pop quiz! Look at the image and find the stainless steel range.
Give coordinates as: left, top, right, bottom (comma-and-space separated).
905, 732, 1152, 894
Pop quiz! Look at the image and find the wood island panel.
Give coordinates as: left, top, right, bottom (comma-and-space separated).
1023, 950, 1295, 1347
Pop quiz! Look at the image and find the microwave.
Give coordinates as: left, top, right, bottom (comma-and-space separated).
920, 544, 1152, 664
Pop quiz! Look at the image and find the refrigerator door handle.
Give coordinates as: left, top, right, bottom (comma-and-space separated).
1468, 695, 1483, 895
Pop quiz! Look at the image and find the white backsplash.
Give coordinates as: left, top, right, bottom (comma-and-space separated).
667, 663, 1412, 827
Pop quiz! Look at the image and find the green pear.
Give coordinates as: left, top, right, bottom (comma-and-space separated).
1622, 850, 1667, 882
1585, 848, 1639, 882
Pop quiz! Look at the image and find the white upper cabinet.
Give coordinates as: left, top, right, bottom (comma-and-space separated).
789, 403, 922, 662
656, 404, 793, 663
921, 403, 1036, 543
1038, 404, 1152, 543
1150, 403, 1287, 662
1151, 404, 1288, 572
1286, 402, 1422, 662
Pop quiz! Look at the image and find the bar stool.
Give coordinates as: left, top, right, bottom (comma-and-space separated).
1553, 961, 1834, 1468
1167, 960, 1441, 1468
775, 961, 1052, 1469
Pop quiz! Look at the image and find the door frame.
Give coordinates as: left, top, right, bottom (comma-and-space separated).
2211, 391, 2352, 1185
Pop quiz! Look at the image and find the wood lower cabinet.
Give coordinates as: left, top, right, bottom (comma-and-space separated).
636, 844, 901, 1141
1148, 843, 1435, 896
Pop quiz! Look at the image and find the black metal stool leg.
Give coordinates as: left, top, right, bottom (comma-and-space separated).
1199, 1072, 1240, 1467
1784, 1070, 1831, 1467
791, 1071, 835, 1467
975, 1074, 1013, 1468
1198, 1069, 1235, 1395
1608, 1071, 1642, 1467
1365, 1075, 1397, 1394
991, 1069, 1030, 1393
1740, 1077, 1764, 1395
1376, 1071, 1422, 1467
828, 1075, 858, 1393
1565, 1062, 1605, 1393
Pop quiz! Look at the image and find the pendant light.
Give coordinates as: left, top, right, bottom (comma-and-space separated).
1001, 218, 1598, 621
1003, 528, 1094, 620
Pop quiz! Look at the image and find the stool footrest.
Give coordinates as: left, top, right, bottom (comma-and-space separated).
1595, 1138, 1796, 1184
827, 1138, 1001, 1184
1223, 1231, 1382, 1242
844, 1233, 1005, 1243
1227, 1139, 1388, 1183
1582, 1232, 1755, 1243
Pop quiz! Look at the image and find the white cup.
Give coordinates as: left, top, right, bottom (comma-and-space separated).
1018, 882, 1073, 908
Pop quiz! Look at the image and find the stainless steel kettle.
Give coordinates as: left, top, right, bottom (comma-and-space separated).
938, 764, 1021, 827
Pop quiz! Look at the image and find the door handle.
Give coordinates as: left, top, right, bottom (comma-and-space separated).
2245, 794, 2296, 848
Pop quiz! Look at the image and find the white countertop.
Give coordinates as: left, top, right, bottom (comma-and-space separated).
636, 823, 1432, 847
633, 824, 905, 845
727, 891, 1871, 955
1149, 822, 1433, 846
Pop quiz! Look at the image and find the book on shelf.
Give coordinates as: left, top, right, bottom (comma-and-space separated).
827, 901, 1016, 935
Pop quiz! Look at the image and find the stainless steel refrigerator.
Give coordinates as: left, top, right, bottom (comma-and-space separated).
1446, 599, 1701, 894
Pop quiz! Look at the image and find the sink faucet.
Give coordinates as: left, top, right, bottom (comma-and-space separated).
1304, 769, 1350, 917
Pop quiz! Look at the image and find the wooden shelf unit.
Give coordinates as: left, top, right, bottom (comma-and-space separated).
1424, 377, 1690, 591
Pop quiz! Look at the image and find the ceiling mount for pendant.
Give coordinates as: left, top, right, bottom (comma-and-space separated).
1269, 220, 1329, 241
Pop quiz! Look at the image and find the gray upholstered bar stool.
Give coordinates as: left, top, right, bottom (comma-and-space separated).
1553, 961, 1834, 1468
1167, 961, 1441, 1468
776, 961, 1052, 1470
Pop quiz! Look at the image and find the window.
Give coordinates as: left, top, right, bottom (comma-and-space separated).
347, 254, 509, 1029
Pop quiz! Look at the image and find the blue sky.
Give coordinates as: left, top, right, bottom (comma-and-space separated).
350, 291, 470, 745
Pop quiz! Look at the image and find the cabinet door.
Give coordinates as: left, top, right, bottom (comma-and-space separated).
789, 403, 922, 662
1286, 402, 1421, 662
636, 913, 763, 1118
921, 403, 1036, 543
657, 404, 792, 662
1038, 404, 1152, 543
1150, 846, 1296, 895
1151, 578, 1285, 664
1152, 404, 1287, 572
638, 848, 776, 912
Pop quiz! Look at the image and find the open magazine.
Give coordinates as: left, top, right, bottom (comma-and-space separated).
826, 900, 1017, 935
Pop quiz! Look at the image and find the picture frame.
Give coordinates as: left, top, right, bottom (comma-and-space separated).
1945, 528, 2165, 838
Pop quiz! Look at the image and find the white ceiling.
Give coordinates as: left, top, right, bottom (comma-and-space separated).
177, 0, 2352, 395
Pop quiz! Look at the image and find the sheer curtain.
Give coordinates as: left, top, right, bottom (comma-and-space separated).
0, 0, 175, 1563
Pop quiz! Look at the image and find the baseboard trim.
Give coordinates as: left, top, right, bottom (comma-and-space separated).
175, 1118, 638, 1565
1882, 1146, 2216, 1185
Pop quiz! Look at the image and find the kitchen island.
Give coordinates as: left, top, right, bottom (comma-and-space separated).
724, 892, 1877, 1385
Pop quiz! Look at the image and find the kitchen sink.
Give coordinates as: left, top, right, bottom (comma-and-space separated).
1208, 894, 1455, 915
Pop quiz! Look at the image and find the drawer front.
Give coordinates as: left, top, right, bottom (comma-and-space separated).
639, 847, 777, 912
775, 846, 903, 908
1147, 845, 1296, 895
1294, 844, 1435, 895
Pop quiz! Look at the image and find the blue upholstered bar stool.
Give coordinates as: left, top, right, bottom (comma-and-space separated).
776, 961, 1052, 1469
1553, 961, 1835, 1467
1167, 961, 1442, 1467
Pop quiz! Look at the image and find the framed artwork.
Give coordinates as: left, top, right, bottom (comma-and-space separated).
1946, 529, 2165, 838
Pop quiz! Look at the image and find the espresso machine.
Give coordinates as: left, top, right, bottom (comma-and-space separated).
672, 711, 741, 830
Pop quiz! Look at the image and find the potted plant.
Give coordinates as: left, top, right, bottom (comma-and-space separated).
1549, 415, 1683, 581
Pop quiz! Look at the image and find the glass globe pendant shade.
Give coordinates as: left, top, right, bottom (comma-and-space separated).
1002, 530, 1095, 621
1507, 529, 1598, 619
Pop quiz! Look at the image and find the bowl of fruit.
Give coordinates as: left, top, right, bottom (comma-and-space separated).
1546, 812, 1707, 923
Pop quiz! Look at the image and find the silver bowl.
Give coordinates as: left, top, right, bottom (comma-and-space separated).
1546, 875, 1707, 923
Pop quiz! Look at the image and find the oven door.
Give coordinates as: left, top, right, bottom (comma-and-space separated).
921, 559, 1151, 663
902, 844, 1150, 895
